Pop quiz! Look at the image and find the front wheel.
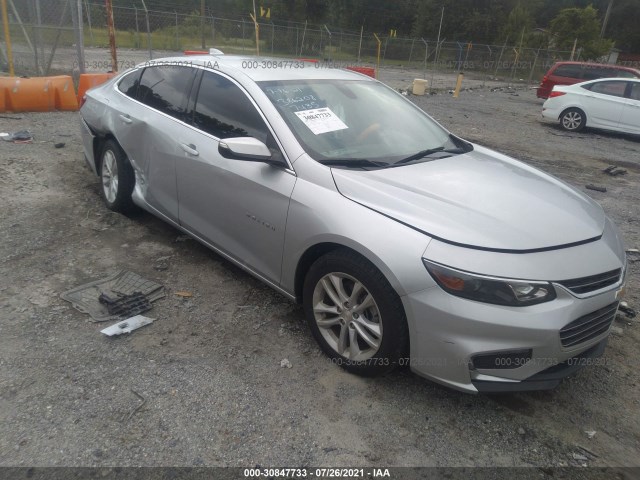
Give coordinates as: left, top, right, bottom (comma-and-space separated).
303, 249, 408, 376
560, 108, 586, 132
99, 139, 135, 212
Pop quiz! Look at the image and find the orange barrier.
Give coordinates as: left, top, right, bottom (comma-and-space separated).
76, 73, 116, 105
346, 66, 376, 78
0, 76, 78, 112
184, 50, 208, 55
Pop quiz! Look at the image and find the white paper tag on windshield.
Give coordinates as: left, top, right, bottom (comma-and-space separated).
294, 108, 348, 135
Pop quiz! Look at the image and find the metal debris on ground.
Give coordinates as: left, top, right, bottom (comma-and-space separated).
99, 291, 151, 317
123, 389, 147, 422
603, 165, 627, 176
61, 271, 165, 322
626, 248, 639, 263
585, 184, 607, 193
585, 430, 597, 439
100, 315, 155, 336
619, 302, 637, 319
0, 130, 32, 143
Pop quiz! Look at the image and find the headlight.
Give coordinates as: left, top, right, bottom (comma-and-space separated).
423, 260, 556, 307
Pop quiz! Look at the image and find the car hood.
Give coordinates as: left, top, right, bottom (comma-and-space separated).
331, 145, 605, 252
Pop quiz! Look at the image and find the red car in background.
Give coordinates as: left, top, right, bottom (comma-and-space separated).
537, 61, 640, 99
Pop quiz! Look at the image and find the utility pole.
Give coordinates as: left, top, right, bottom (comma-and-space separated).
105, 0, 117, 71
250, 0, 259, 56
200, 0, 205, 49
71, 0, 85, 73
600, 0, 614, 38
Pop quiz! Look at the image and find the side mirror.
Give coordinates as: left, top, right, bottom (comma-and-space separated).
218, 137, 273, 162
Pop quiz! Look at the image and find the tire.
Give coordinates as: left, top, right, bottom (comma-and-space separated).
559, 108, 586, 132
303, 249, 408, 376
99, 139, 135, 213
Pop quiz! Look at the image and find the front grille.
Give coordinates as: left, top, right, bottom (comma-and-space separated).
560, 302, 618, 348
557, 269, 622, 295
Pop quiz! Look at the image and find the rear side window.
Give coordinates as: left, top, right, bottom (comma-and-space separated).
192, 71, 269, 141
590, 80, 627, 97
629, 83, 640, 101
137, 66, 196, 120
553, 64, 583, 79
117, 69, 142, 98
581, 66, 625, 80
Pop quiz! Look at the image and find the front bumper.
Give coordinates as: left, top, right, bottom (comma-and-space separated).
402, 281, 621, 393
472, 338, 608, 393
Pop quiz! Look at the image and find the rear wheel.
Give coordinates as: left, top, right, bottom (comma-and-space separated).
560, 108, 586, 132
303, 249, 408, 376
99, 139, 135, 213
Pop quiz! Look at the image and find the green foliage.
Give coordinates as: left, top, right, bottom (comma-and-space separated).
605, 0, 640, 52
549, 5, 614, 59
498, 3, 533, 45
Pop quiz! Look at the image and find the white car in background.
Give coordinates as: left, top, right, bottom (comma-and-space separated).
542, 78, 640, 134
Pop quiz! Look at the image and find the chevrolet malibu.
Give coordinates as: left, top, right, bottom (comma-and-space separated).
79, 54, 627, 393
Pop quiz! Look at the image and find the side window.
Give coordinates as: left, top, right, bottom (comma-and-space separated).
137, 66, 196, 120
192, 71, 269, 140
191, 71, 285, 163
629, 83, 640, 101
581, 67, 607, 80
590, 80, 627, 98
554, 65, 582, 79
118, 69, 142, 98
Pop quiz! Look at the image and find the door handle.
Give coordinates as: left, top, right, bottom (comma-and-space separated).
119, 114, 132, 124
180, 143, 199, 156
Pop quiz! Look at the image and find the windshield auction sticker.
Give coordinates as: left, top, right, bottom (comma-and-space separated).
294, 107, 349, 135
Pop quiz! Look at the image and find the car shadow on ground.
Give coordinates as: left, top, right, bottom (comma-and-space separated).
538, 119, 640, 144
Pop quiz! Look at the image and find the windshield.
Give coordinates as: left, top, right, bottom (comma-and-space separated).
259, 79, 467, 168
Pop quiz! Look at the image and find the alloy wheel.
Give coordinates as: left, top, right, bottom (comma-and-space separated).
312, 272, 383, 361
101, 150, 119, 203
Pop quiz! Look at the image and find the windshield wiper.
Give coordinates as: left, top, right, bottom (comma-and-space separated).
394, 147, 447, 165
394, 146, 469, 166
320, 159, 387, 168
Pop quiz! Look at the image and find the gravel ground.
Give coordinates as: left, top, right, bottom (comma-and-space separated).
1, 82, 639, 477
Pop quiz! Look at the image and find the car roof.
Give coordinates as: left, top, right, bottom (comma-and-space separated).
135, 54, 375, 82
552, 61, 640, 74
580, 77, 640, 83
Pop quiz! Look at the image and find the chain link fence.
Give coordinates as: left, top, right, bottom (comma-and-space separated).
2, 0, 577, 90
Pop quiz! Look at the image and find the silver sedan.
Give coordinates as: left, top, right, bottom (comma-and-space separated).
79, 54, 627, 393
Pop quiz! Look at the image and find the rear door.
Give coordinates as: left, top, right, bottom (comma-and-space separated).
581, 80, 628, 129
176, 69, 296, 284
619, 82, 640, 134
134, 65, 198, 222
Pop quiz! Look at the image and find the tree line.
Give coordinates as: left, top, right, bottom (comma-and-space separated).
108, 0, 640, 56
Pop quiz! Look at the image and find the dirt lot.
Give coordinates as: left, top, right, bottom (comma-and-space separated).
1, 82, 639, 476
